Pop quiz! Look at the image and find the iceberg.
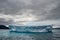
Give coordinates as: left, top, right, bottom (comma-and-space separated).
9, 25, 52, 33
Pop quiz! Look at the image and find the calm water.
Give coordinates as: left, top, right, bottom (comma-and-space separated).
0, 29, 60, 40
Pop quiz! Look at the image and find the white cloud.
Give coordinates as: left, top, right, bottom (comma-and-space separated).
0, 13, 38, 25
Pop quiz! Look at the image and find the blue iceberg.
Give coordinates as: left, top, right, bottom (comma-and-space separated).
9, 25, 52, 33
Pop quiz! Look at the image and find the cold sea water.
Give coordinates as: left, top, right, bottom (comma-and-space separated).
0, 29, 60, 40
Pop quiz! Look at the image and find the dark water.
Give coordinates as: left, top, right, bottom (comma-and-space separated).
0, 29, 60, 40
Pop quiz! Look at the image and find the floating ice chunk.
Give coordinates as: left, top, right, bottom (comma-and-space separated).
9, 25, 52, 33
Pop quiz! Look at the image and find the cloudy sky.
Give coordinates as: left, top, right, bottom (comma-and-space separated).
0, 0, 60, 27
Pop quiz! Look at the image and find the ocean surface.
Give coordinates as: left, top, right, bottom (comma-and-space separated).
0, 29, 60, 40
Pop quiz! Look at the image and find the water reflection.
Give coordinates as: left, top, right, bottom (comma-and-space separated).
0, 30, 53, 40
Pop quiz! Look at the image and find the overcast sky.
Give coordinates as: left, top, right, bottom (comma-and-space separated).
0, 0, 60, 27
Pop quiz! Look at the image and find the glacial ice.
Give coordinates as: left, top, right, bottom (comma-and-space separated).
9, 25, 52, 32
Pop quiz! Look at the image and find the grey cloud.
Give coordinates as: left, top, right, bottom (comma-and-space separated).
0, 0, 27, 15
42, 2, 60, 20
0, 18, 13, 25
0, 0, 60, 25
0, 0, 7, 2
30, 0, 60, 21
